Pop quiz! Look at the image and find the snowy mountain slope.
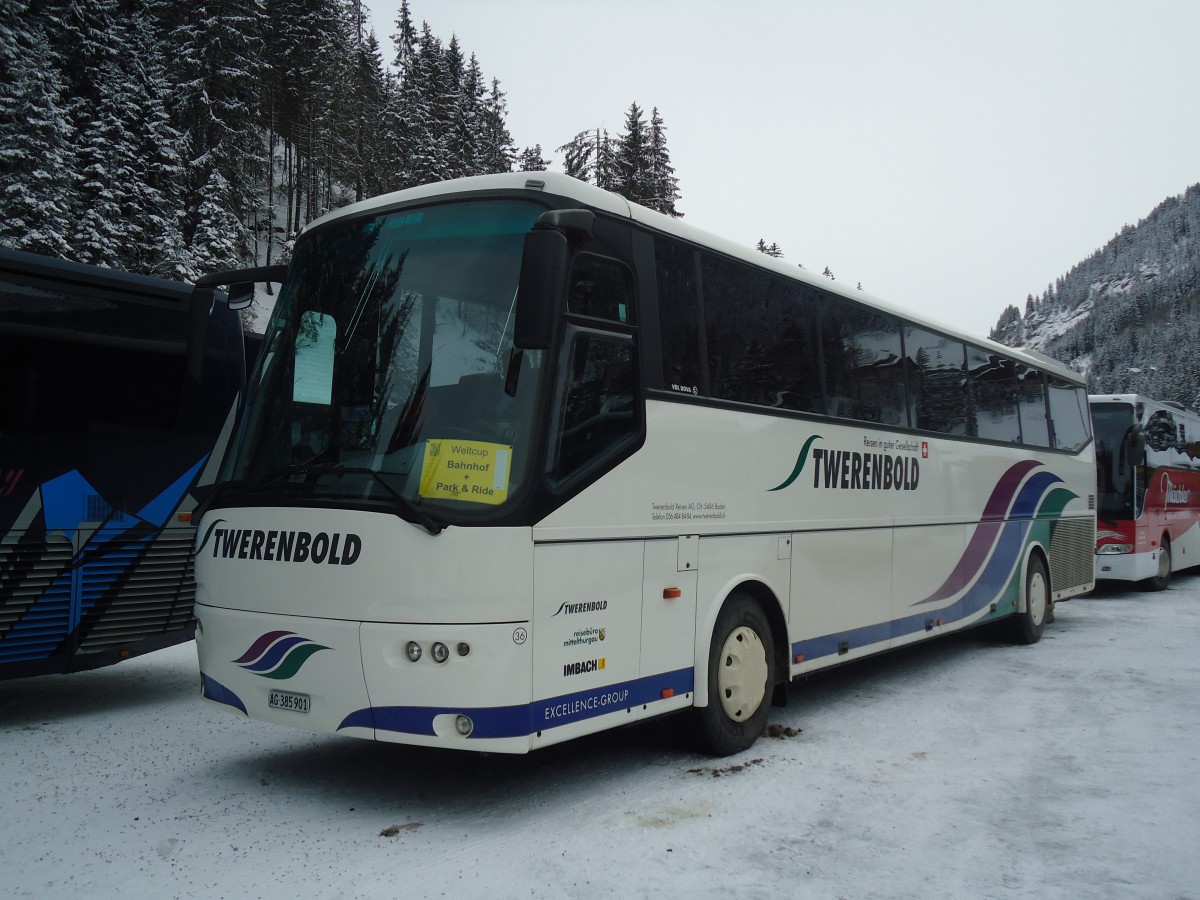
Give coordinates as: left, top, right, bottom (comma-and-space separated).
989, 183, 1200, 404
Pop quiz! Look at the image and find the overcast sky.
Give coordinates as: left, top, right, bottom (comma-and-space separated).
366, 0, 1199, 339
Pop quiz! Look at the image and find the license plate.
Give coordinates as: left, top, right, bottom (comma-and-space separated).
268, 689, 310, 713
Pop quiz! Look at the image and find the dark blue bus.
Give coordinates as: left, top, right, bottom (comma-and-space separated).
0, 247, 256, 678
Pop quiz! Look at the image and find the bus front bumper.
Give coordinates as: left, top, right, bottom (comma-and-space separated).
196, 605, 536, 753
1094, 548, 1160, 584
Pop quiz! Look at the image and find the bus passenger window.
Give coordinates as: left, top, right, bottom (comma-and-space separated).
967, 348, 1020, 443
1016, 365, 1050, 447
822, 299, 906, 426
1047, 378, 1091, 451
903, 326, 968, 435
654, 237, 704, 396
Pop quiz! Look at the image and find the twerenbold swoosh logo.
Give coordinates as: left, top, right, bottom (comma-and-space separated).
233, 631, 330, 680
769, 435, 823, 492
193, 518, 228, 558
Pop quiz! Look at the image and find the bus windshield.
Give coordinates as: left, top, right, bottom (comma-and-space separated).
1092, 401, 1138, 519
221, 198, 547, 522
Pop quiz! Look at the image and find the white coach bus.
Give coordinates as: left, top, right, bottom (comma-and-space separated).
193, 172, 1095, 756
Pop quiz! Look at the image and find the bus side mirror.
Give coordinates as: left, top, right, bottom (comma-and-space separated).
514, 210, 595, 350
226, 282, 254, 310
189, 264, 289, 382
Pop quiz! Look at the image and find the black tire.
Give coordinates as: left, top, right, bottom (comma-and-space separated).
1143, 538, 1171, 592
1009, 555, 1049, 645
691, 593, 775, 756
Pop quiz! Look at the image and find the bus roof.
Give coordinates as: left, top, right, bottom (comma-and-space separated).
302, 172, 1084, 385
0, 246, 194, 305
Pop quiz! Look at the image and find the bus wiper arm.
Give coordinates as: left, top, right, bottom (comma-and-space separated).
317, 465, 444, 536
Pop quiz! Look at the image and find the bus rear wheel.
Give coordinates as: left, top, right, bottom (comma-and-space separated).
1009, 555, 1049, 645
1145, 538, 1171, 592
691, 593, 775, 756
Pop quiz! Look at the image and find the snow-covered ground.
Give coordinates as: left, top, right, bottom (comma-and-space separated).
3, 576, 1199, 900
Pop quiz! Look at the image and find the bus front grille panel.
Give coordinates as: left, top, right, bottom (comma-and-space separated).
0, 534, 74, 662
76, 531, 196, 654
1049, 518, 1095, 592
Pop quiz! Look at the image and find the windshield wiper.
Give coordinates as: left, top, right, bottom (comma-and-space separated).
306, 464, 444, 536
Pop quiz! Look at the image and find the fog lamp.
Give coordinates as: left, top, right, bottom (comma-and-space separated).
455, 715, 474, 736
431, 641, 450, 664
405, 640, 422, 662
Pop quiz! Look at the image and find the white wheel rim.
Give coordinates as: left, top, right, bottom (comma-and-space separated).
717, 625, 768, 721
1028, 569, 1048, 627
1158, 548, 1170, 581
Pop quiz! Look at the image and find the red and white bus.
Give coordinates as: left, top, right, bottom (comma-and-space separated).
1092, 394, 1200, 590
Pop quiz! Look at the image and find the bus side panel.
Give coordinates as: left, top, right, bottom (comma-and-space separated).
1146, 466, 1200, 574
694, 533, 791, 707
531, 541, 655, 748
639, 537, 697, 699
789, 528, 893, 671
890, 523, 968, 648
1174, 519, 1200, 574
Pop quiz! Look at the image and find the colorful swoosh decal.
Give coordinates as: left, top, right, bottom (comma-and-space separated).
233, 631, 330, 680
916, 461, 1073, 606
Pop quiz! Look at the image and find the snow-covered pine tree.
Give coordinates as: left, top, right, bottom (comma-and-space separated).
72, 2, 187, 275
169, 0, 264, 279
125, 2, 188, 276
0, 2, 75, 256
404, 22, 452, 186
478, 77, 515, 175
645, 106, 681, 217
346, 26, 389, 203
557, 130, 595, 183
613, 102, 650, 203
517, 145, 550, 172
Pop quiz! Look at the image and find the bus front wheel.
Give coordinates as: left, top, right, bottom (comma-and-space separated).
1145, 538, 1171, 592
1010, 555, 1049, 645
691, 593, 775, 756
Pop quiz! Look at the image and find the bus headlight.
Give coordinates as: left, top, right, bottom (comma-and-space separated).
1097, 544, 1133, 555
455, 715, 473, 736
431, 641, 450, 664
405, 641, 422, 662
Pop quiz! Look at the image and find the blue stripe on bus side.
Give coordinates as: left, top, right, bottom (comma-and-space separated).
338, 667, 696, 740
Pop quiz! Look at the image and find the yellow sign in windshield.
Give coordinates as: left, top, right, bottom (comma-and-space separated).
418, 439, 512, 505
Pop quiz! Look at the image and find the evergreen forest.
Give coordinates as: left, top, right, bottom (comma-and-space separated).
4, 0, 1197, 407
0, 0, 681, 283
